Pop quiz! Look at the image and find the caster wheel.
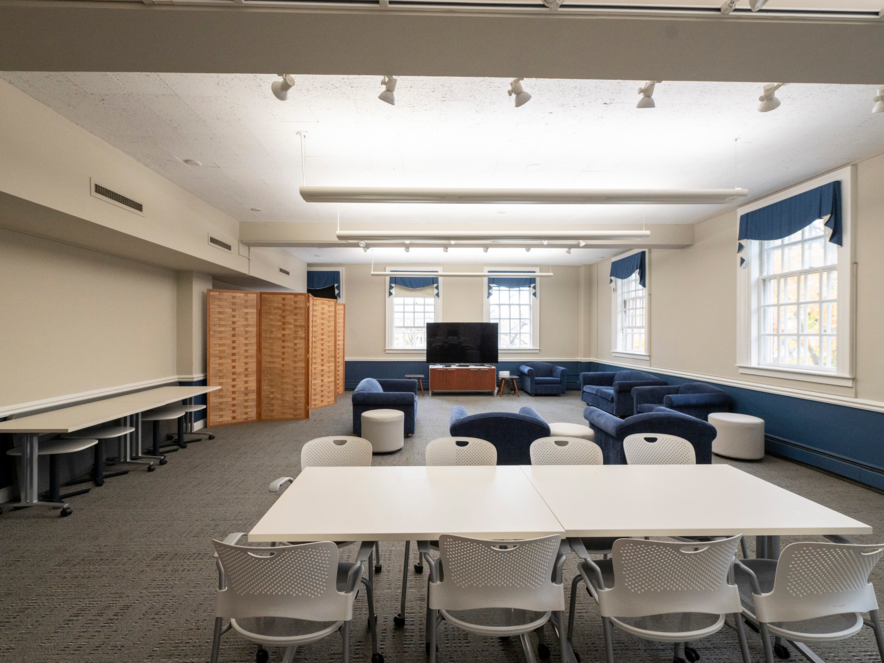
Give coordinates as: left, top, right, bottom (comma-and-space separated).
744, 618, 760, 633
371, 655, 385, 663
256, 647, 269, 663
60, 506, 73, 517
414, 563, 424, 574
147, 464, 156, 472
375, 564, 382, 573
537, 643, 550, 660
159, 457, 168, 466
94, 480, 104, 488
684, 646, 700, 662
394, 615, 405, 628
774, 643, 790, 660
209, 435, 216, 440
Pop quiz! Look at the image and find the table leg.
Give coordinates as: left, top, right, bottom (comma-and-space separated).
512, 378, 520, 397
133, 412, 166, 465
1, 434, 68, 512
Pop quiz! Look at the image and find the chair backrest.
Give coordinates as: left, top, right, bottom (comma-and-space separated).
752, 542, 884, 624
623, 433, 696, 465
212, 540, 356, 622
426, 437, 497, 466
614, 370, 656, 384
530, 437, 604, 466
524, 361, 553, 377
301, 437, 373, 469
678, 382, 724, 395
354, 378, 383, 393
449, 408, 550, 465
429, 534, 565, 612
598, 536, 742, 619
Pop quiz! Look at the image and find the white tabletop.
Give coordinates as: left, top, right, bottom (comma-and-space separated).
249, 466, 565, 543
519, 464, 871, 538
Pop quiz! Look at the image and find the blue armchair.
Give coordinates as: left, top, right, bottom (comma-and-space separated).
449, 406, 551, 465
519, 362, 568, 396
352, 378, 418, 437
583, 406, 716, 465
580, 370, 667, 418
633, 382, 732, 421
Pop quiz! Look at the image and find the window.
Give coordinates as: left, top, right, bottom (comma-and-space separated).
616, 270, 648, 354
489, 285, 534, 349
391, 295, 436, 350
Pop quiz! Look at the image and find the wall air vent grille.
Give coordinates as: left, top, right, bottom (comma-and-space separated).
209, 236, 233, 252
90, 180, 143, 215
279, 268, 290, 276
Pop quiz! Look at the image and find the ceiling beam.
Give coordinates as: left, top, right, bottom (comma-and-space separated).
0, 4, 882, 84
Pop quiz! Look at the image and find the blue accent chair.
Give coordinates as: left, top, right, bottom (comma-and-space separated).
583, 406, 716, 465
519, 362, 568, 396
449, 406, 551, 465
633, 382, 732, 421
580, 370, 667, 418
352, 378, 418, 437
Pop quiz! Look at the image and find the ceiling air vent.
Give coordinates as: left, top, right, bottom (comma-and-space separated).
90, 178, 143, 215
279, 267, 290, 276
208, 234, 233, 253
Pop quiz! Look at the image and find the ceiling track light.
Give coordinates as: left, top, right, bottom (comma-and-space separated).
873, 86, 884, 114
443, 246, 448, 252
271, 74, 295, 101
404, 246, 410, 253
541, 239, 549, 245
525, 247, 531, 252
362, 245, 370, 253
379, 75, 397, 105
508, 78, 532, 108
579, 241, 587, 247
758, 83, 785, 113
337, 229, 650, 242
749, 0, 769, 9
637, 81, 660, 109
566, 248, 572, 254
721, 0, 768, 13
483, 247, 489, 253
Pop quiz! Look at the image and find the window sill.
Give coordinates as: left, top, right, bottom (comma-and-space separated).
385, 348, 426, 354
737, 364, 854, 388
612, 351, 650, 362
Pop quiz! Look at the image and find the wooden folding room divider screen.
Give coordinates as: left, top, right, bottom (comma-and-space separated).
207, 290, 345, 426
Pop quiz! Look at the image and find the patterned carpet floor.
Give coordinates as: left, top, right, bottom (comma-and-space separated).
1, 391, 883, 663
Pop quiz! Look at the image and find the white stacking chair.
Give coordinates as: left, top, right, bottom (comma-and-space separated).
530, 437, 603, 466
424, 534, 567, 663
569, 535, 751, 663
623, 433, 696, 465
210, 535, 383, 663
395, 437, 497, 629
735, 541, 884, 662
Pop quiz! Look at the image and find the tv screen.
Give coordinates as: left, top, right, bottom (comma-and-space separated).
426, 323, 499, 364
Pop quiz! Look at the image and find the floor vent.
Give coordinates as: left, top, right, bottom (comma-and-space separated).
279, 267, 290, 276
208, 235, 233, 252
90, 179, 144, 214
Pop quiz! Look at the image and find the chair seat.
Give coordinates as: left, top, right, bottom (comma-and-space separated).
441, 608, 550, 637
580, 537, 620, 553
141, 407, 187, 421
535, 377, 561, 385
7, 438, 98, 456
583, 386, 615, 402
181, 404, 206, 413
62, 426, 135, 440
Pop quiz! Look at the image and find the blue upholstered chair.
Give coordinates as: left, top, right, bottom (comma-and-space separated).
352, 378, 418, 437
449, 406, 551, 465
633, 382, 732, 421
579, 370, 667, 418
519, 362, 568, 396
583, 406, 716, 465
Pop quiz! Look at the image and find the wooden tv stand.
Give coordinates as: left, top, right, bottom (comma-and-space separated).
429, 365, 496, 395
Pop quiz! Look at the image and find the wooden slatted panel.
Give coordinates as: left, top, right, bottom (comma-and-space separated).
335, 303, 346, 396
207, 290, 258, 426
310, 297, 337, 409
260, 293, 310, 421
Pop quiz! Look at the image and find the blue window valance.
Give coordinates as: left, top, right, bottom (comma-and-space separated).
609, 251, 646, 288
738, 181, 842, 251
307, 270, 341, 298
487, 271, 537, 298
388, 271, 439, 297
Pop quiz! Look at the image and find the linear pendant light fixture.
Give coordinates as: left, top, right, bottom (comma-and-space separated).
337, 229, 650, 242
302, 186, 748, 205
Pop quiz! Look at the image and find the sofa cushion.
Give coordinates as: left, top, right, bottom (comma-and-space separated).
535, 377, 561, 385
636, 403, 658, 414
355, 378, 383, 393
583, 385, 615, 402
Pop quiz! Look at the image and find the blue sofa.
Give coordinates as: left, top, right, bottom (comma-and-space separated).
633, 382, 732, 421
449, 406, 551, 465
519, 362, 568, 396
580, 370, 667, 418
584, 406, 716, 465
352, 378, 418, 437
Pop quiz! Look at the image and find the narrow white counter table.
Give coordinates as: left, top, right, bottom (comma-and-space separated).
0, 385, 219, 514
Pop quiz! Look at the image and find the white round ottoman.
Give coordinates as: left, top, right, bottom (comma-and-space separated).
710, 413, 765, 460
361, 409, 405, 453
548, 422, 595, 441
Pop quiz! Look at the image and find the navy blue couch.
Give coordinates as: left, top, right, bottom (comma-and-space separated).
580, 370, 667, 418
519, 362, 568, 396
449, 406, 551, 465
352, 378, 418, 437
584, 406, 716, 465
633, 382, 732, 421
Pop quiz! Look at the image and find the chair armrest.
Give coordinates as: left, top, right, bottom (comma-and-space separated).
580, 372, 616, 389
378, 379, 418, 394
418, 541, 439, 582
552, 365, 568, 382
518, 406, 547, 425
356, 541, 376, 564
631, 385, 680, 409
664, 393, 731, 408
222, 532, 245, 546
734, 559, 764, 596
613, 379, 667, 393
519, 364, 535, 377
269, 477, 294, 493
353, 391, 415, 406
449, 406, 468, 430
346, 560, 365, 594
583, 407, 623, 437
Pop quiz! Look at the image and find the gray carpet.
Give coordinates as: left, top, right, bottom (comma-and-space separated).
1, 391, 883, 663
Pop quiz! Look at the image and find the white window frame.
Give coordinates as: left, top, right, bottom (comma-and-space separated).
611, 250, 651, 362
385, 267, 442, 353
736, 166, 855, 387
483, 266, 541, 353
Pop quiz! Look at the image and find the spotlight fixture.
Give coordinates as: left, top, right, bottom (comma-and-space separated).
636, 81, 660, 109
758, 83, 785, 113
525, 247, 531, 252
508, 78, 532, 108
404, 246, 410, 253
579, 241, 587, 247
721, 0, 768, 13
873, 87, 884, 114
483, 247, 489, 253
443, 247, 448, 253
379, 76, 397, 106
541, 240, 549, 245
450, 240, 456, 245
362, 245, 370, 253
271, 74, 295, 102
749, 0, 769, 9
566, 248, 572, 254
359, 241, 366, 248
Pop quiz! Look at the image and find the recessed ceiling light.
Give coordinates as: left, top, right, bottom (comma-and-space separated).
250, 208, 262, 212
183, 159, 202, 167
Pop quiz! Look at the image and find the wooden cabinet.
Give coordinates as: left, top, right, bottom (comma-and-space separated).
429, 366, 496, 395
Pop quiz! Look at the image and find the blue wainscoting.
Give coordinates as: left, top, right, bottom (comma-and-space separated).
588, 361, 884, 492
345, 361, 584, 391
178, 378, 208, 424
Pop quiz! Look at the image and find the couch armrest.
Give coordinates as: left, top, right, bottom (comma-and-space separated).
613, 378, 667, 394
580, 372, 616, 389
378, 379, 418, 394
583, 407, 623, 438
632, 385, 680, 409
352, 391, 415, 406
665, 393, 731, 409
517, 406, 547, 425
519, 364, 535, 377
449, 406, 468, 430
552, 365, 568, 382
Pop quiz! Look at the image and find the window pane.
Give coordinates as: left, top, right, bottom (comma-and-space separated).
800, 336, 821, 367
825, 240, 838, 266
800, 303, 820, 333
784, 276, 799, 302
805, 219, 826, 238
784, 228, 804, 244
824, 270, 838, 299
823, 302, 837, 334
784, 305, 798, 333
805, 239, 824, 269
786, 245, 802, 272
802, 272, 820, 301
781, 337, 798, 365
762, 336, 778, 363
762, 307, 778, 334
823, 337, 837, 369
768, 250, 783, 275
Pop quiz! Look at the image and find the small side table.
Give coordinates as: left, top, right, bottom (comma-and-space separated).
405, 374, 425, 396
498, 376, 520, 397
709, 412, 765, 460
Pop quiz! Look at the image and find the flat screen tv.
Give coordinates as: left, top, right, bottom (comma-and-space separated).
426, 323, 499, 364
